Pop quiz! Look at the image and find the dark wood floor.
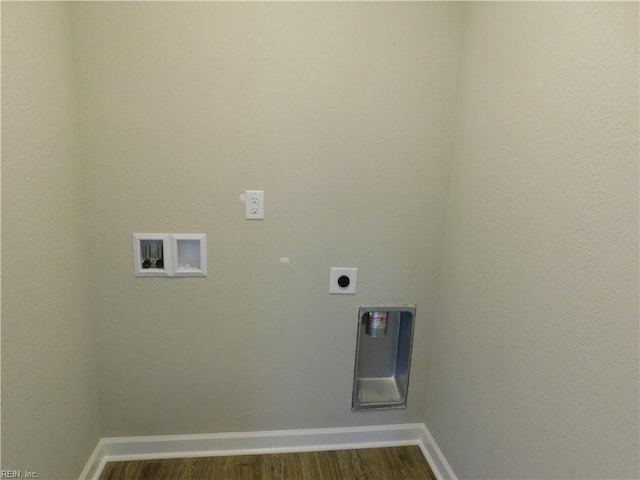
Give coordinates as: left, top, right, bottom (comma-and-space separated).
99, 446, 435, 480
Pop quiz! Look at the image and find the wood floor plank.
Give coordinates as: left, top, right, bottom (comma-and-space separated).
100, 457, 194, 480
99, 446, 435, 480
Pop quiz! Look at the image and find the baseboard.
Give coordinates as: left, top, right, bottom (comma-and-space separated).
79, 423, 456, 480
418, 424, 458, 480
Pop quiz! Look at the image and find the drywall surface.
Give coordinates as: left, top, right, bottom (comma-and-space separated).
1, 2, 101, 478
426, 3, 639, 479
71, 2, 463, 435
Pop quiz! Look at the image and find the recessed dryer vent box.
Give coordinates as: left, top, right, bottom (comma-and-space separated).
171, 234, 207, 277
352, 305, 416, 411
133, 234, 171, 277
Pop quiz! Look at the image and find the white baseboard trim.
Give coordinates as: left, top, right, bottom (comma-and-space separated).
418, 424, 458, 480
80, 423, 456, 480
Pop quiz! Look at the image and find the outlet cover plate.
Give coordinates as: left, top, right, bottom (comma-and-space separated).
330, 267, 358, 294
245, 190, 264, 220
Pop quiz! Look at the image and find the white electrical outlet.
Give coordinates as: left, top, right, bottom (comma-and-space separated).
245, 190, 264, 220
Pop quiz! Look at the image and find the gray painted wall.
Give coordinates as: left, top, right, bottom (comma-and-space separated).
426, 3, 639, 479
71, 2, 464, 436
1, 3, 101, 478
